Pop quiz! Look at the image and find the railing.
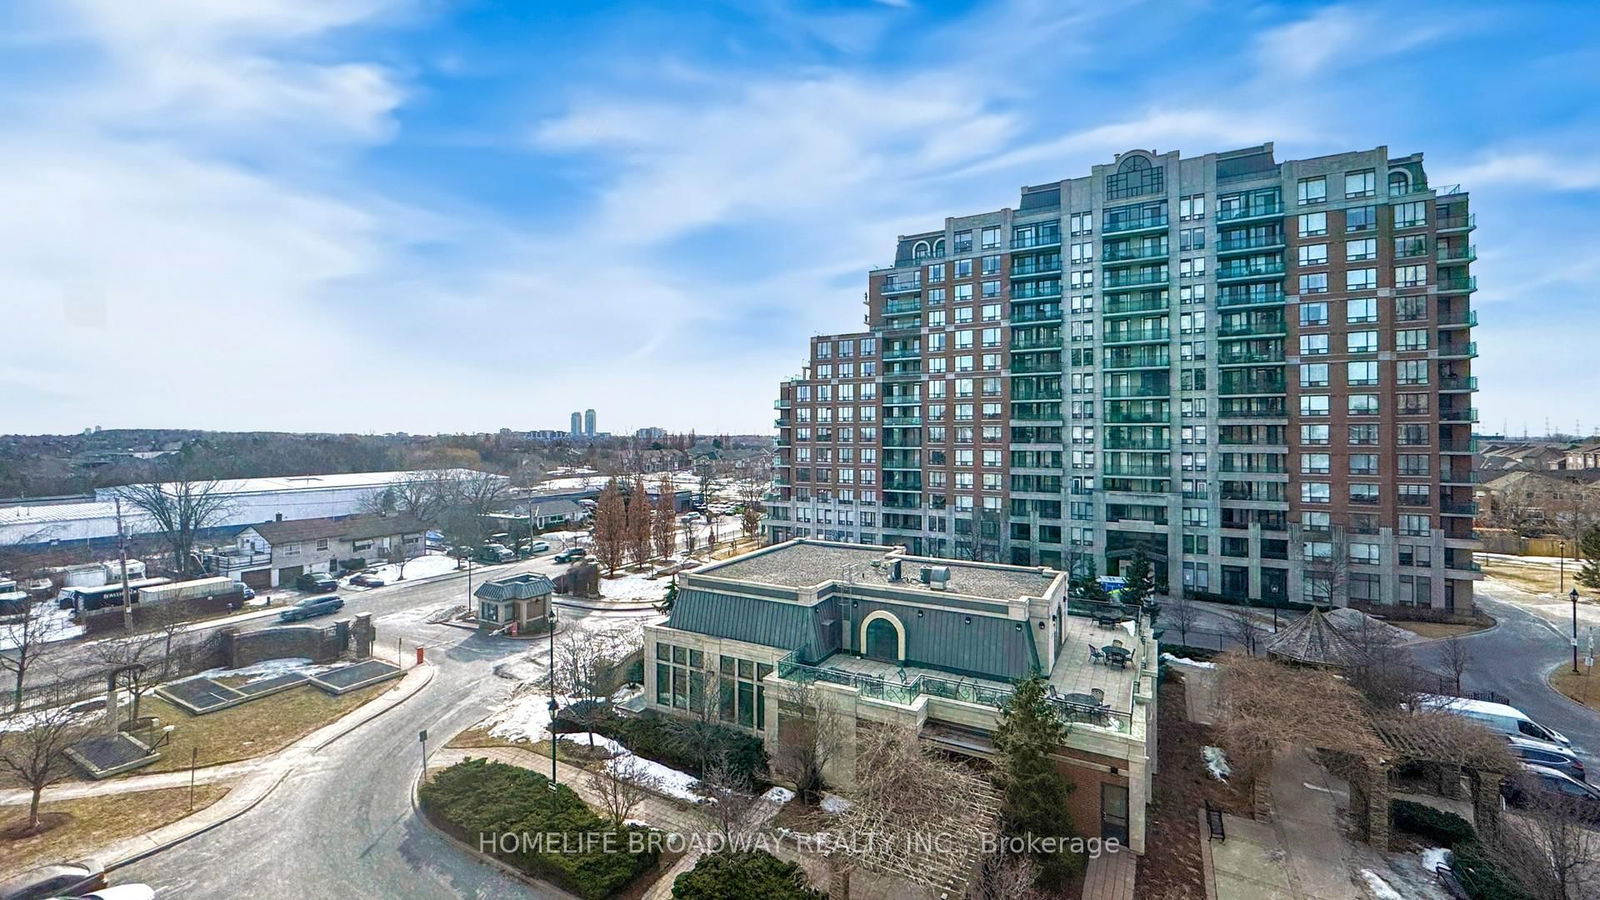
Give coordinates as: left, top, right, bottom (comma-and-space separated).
1012, 259, 1063, 276
1440, 407, 1479, 423
1103, 242, 1168, 262
1217, 200, 1285, 221
1103, 383, 1170, 398
1217, 287, 1285, 308
1103, 214, 1169, 234
1439, 375, 1477, 391
1012, 232, 1062, 249
1438, 341, 1478, 358
883, 298, 922, 315
883, 415, 923, 426
1438, 309, 1477, 327
1103, 327, 1171, 344
1104, 269, 1169, 289
1104, 295, 1171, 315
1012, 336, 1063, 351
1012, 282, 1063, 299
881, 279, 922, 294
1438, 213, 1476, 231
1216, 232, 1286, 252
207, 551, 272, 570
1216, 259, 1285, 280
883, 347, 921, 359
1218, 319, 1286, 338
1439, 275, 1477, 293
1437, 245, 1477, 263
774, 649, 1132, 732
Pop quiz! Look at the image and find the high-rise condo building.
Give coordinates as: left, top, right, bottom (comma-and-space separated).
766, 143, 1480, 612
570, 411, 583, 437
584, 408, 597, 437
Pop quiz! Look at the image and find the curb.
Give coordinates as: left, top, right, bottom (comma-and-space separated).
96, 662, 436, 872
409, 764, 580, 900
1542, 661, 1600, 720
1396, 613, 1503, 647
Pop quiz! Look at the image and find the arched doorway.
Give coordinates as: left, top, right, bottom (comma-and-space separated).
860, 612, 905, 663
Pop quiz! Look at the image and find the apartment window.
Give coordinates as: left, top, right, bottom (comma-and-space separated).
1347, 361, 1379, 386
981, 303, 1000, 321
928, 263, 945, 283
955, 283, 973, 302
982, 353, 1001, 370
981, 226, 1000, 250
1346, 206, 1377, 232
1347, 297, 1378, 324
1069, 211, 1093, 235
955, 259, 973, 278
1300, 395, 1330, 417
1347, 331, 1378, 353
1300, 302, 1329, 327
1301, 424, 1330, 445
1345, 169, 1376, 198
1301, 482, 1331, 504
1348, 424, 1379, 445
1349, 453, 1380, 475
1299, 273, 1329, 294
1350, 573, 1381, 603
1399, 544, 1433, 567
1300, 363, 1330, 387
1297, 176, 1327, 205
1350, 483, 1380, 504
1179, 194, 1206, 219
1395, 201, 1428, 229
1348, 394, 1380, 415
1346, 268, 1377, 291
1300, 334, 1330, 355
1180, 227, 1205, 251
927, 287, 945, 305
981, 280, 1000, 298
1398, 424, 1429, 446
1301, 453, 1331, 474
1346, 238, 1377, 262
1397, 359, 1429, 385
982, 255, 1000, 275
1399, 454, 1430, 476
1070, 242, 1094, 263
1398, 575, 1433, 607
1394, 265, 1428, 288
928, 310, 946, 327
1297, 244, 1328, 266
1400, 514, 1431, 537
1298, 212, 1327, 237
1179, 258, 1206, 278
1398, 393, 1431, 415
1396, 329, 1429, 352
1395, 294, 1427, 322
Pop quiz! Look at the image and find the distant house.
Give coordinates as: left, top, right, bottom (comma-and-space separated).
210, 513, 429, 588
474, 572, 553, 634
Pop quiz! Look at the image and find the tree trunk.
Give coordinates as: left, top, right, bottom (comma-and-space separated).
28, 785, 43, 832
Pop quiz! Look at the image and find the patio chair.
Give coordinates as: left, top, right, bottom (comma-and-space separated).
1089, 646, 1105, 665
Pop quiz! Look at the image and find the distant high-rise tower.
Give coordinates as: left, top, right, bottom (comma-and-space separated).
569, 411, 582, 437
584, 409, 597, 437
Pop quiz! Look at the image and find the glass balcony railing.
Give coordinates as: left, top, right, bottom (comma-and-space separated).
1440, 407, 1479, 423
1217, 259, 1286, 281
1439, 341, 1478, 358
880, 279, 921, 294
1012, 231, 1062, 249
1438, 213, 1476, 232
1102, 213, 1169, 235
1102, 241, 1168, 263
883, 298, 921, 315
1438, 309, 1477, 327
1437, 244, 1477, 263
1103, 268, 1169, 289
1102, 327, 1171, 345
1104, 294, 1170, 315
1438, 275, 1477, 293
1216, 231, 1287, 253
1439, 375, 1478, 391
1216, 200, 1285, 221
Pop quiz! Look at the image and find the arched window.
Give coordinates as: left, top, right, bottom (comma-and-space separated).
912, 240, 931, 259
1108, 153, 1163, 200
1118, 154, 1151, 173
932, 238, 946, 256
1388, 171, 1410, 194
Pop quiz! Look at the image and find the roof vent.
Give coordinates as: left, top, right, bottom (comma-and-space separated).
889, 560, 903, 582
929, 566, 951, 591
919, 566, 933, 584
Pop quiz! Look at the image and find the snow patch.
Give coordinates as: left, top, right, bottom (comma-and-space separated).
821, 793, 854, 813
598, 572, 667, 603
0, 602, 84, 651
763, 786, 796, 805
615, 753, 706, 803
192, 657, 339, 683
556, 732, 628, 756
369, 553, 460, 583
483, 689, 573, 743
1202, 746, 1231, 781
1420, 847, 1450, 874
1161, 652, 1216, 669
1358, 870, 1404, 900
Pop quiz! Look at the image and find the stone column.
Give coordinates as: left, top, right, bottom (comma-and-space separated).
1470, 771, 1501, 846
1437, 762, 1466, 800
1364, 767, 1391, 848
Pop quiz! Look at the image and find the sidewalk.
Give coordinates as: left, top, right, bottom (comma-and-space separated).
2, 661, 435, 871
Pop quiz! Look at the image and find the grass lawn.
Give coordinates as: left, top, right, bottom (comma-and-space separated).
0, 783, 230, 873
445, 725, 532, 750
129, 682, 389, 775
1482, 556, 1579, 596
1549, 668, 1600, 713
1391, 620, 1493, 639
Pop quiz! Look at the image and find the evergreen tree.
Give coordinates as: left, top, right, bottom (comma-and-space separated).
659, 578, 678, 615
1579, 525, 1600, 590
1072, 559, 1110, 603
1121, 548, 1154, 608
992, 672, 1085, 887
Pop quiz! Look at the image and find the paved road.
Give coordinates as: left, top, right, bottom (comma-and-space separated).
116, 564, 654, 898
1410, 585, 1600, 770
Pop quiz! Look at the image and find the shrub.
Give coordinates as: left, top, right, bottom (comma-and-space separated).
553, 709, 768, 787
1390, 799, 1475, 847
671, 850, 825, 900
419, 758, 659, 900
1450, 839, 1531, 900
339, 557, 366, 572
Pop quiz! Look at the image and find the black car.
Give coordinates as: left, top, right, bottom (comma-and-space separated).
279, 595, 344, 622
1501, 764, 1600, 822
295, 573, 339, 593
553, 548, 587, 563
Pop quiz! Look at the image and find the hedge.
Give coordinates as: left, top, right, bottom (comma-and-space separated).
1390, 799, 1475, 847
1450, 839, 1532, 900
553, 709, 768, 787
671, 850, 825, 900
418, 758, 659, 900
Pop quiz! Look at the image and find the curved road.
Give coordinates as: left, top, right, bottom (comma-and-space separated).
119, 558, 653, 898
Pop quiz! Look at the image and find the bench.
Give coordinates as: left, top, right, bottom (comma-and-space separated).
1205, 801, 1226, 842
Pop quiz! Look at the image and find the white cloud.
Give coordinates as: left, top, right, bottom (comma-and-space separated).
1254, 4, 1460, 80
1445, 152, 1600, 192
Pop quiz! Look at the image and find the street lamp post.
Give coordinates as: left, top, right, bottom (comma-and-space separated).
547, 605, 560, 787
1560, 541, 1568, 594
1573, 588, 1582, 675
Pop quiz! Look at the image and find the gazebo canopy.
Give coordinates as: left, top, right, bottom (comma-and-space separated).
1264, 607, 1364, 666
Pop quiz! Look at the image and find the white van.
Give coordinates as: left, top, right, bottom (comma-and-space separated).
1420, 694, 1570, 747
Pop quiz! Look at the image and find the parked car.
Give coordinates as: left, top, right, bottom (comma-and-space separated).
552, 547, 588, 564
231, 581, 256, 601
294, 573, 339, 594
476, 544, 516, 564
279, 595, 344, 622
679, 512, 701, 523
0, 862, 105, 900
1505, 735, 1587, 780
1501, 764, 1600, 822
1420, 694, 1571, 746
349, 573, 386, 587
527, 540, 551, 554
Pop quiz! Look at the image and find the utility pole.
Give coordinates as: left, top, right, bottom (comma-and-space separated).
116, 497, 133, 633
547, 610, 559, 791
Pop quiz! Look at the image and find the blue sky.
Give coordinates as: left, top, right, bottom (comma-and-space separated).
1, 0, 1596, 437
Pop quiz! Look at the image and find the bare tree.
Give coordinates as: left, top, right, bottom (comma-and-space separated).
546, 627, 623, 748
1301, 525, 1349, 608
3, 601, 67, 712
1223, 608, 1266, 657
387, 540, 415, 581
0, 680, 95, 834
738, 476, 766, 545
971, 853, 1048, 900
587, 754, 661, 826
115, 466, 234, 577
698, 752, 758, 842
652, 476, 678, 561
436, 470, 511, 549
626, 475, 653, 567
88, 630, 164, 727
768, 679, 846, 804
1438, 635, 1474, 694
1164, 593, 1202, 649
681, 517, 700, 558
1487, 778, 1600, 900
1343, 614, 1427, 711
591, 480, 628, 577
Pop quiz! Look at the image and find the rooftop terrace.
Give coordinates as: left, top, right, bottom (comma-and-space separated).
696, 539, 1064, 602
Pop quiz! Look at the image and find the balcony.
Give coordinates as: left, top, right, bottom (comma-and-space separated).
1217, 349, 1285, 365
1216, 259, 1285, 282
1438, 213, 1476, 232
881, 279, 922, 295
1439, 375, 1478, 391
1102, 327, 1171, 345
1012, 282, 1063, 300
1011, 259, 1063, 277
774, 398, 791, 409
1439, 275, 1477, 294
1216, 200, 1285, 222
1102, 241, 1168, 263
883, 367, 924, 381
1012, 356, 1063, 374
1440, 438, 1478, 454
1217, 287, 1286, 308
1011, 306, 1063, 324
1218, 318, 1286, 338
1441, 500, 1478, 517
883, 415, 922, 427
1102, 383, 1170, 398
1102, 213, 1169, 235
1103, 268, 1169, 289
883, 298, 922, 315
1012, 336, 1063, 351
1102, 349, 1171, 369
1438, 309, 1477, 328
1012, 231, 1062, 249
775, 417, 791, 427
880, 318, 923, 336
1104, 294, 1170, 316
1440, 407, 1479, 423
883, 347, 921, 360
206, 550, 272, 573
1438, 341, 1478, 359
1216, 231, 1287, 254
1437, 244, 1477, 263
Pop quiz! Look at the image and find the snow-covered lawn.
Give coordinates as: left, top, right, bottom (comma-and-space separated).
598, 572, 667, 603
557, 732, 627, 755
367, 553, 459, 583
191, 657, 341, 684
1161, 652, 1217, 669
0, 601, 84, 651
483, 689, 573, 743
557, 730, 709, 803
